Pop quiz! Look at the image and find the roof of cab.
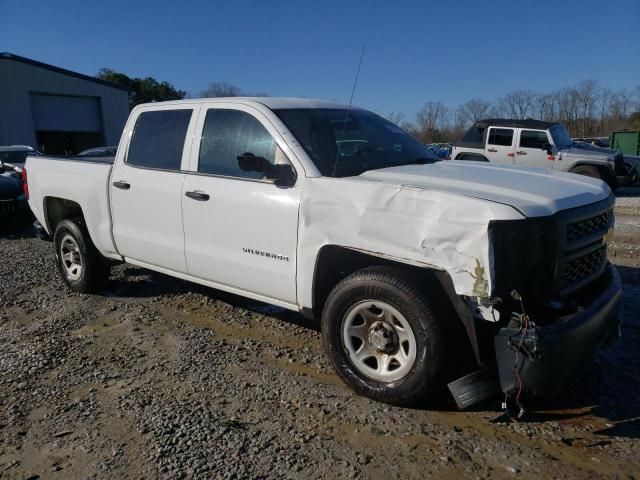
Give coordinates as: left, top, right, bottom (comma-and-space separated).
251, 97, 353, 110
474, 118, 558, 130
136, 97, 355, 110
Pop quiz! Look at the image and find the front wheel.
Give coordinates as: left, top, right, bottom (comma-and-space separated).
321, 267, 445, 406
53, 218, 109, 293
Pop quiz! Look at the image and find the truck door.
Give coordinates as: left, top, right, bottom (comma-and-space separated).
181, 104, 301, 305
515, 129, 553, 169
485, 127, 515, 164
110, 106, 198, 273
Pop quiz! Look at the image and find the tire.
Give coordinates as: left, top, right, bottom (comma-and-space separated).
321, 266, 445, 406
570, 165, 619, 191
53, 218, 109, 293
570, 165, 601, 180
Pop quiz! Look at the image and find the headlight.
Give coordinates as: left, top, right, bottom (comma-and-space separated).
489, 217, 557, 301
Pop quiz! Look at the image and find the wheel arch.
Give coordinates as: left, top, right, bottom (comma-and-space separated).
569, 162, 616, 187
43, 196, 84, 234
310, 245, 482, 365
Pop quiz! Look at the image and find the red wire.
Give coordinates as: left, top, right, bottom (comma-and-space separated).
514, 314, 529, 408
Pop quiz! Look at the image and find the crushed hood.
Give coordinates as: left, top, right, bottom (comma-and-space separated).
358, 160, 611, 217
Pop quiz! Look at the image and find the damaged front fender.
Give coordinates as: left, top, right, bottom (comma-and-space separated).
297, 177, 525, 310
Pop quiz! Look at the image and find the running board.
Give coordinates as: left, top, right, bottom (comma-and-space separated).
447, 368, 500, 410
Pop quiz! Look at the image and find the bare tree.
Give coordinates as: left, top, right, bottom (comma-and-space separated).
556, 87, 582, 133
413, 102, 450, 143
458, 98, 492, 126
535, 93, 556, 121
386, 112, 405, 126
416, 102, 448, 130
609, 89, 633, 130
199, 82, 244, 98
389, 80, 639, 142
445, 106, 469, 142
575, 80, 599, 137
598, 87, 613, 135
496, 90, 536, 119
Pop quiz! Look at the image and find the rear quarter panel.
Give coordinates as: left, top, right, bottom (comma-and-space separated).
25, 156, 118, 257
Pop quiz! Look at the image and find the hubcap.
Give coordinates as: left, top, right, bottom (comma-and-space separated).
342, 300, 417, 382
59, 234, 82, 281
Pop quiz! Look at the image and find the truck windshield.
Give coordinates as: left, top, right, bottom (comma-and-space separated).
274, 108, 439, 177
550, 125, 572, 149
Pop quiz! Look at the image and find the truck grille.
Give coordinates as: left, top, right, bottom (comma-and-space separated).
560, 245, 607, 290
0, 199, 18, 216
566, 210, 612, 242
557, 198, 614, 295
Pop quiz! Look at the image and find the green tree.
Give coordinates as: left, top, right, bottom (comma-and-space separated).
97, 68, 186, 109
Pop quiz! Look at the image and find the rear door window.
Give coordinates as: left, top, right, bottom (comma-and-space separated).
127, 109, 192, 170
519, 130, 549, 149
487, 128, 514, 146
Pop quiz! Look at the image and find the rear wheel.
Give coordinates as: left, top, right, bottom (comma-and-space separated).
53, 218, 109, 293
321, 266, 445, 406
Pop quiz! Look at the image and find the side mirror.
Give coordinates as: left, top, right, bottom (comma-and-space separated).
542, 142, 553, 155
238, 152, 269, 172
237, 153, 295, 186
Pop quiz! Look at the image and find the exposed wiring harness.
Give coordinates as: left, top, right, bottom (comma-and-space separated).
503, 290, 538, 419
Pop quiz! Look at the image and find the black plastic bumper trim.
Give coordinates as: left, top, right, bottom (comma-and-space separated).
494, 264, 622, 397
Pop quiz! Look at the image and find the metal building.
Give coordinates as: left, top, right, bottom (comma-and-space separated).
0, 52, 130, 155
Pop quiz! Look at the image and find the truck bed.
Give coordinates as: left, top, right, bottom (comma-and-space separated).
25, 155, 119, 258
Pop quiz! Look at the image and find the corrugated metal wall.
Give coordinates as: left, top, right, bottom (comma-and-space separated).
0, 58, 129, 148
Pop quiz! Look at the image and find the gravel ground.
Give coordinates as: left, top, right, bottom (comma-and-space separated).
1, 191, 639, 479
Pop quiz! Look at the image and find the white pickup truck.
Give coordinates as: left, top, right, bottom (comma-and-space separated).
25, 98, 622, 409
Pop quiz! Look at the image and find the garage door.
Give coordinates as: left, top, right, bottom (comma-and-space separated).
31, 93, 104, 154
31, 93, 102, 132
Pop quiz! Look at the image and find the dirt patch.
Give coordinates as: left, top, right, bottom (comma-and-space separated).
1, 191, 639, 479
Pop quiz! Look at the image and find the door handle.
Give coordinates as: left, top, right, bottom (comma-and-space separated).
516, 151, 527, 155
487, 148, 498, 153
185, 190, 210, 201
113, 181, 130, 190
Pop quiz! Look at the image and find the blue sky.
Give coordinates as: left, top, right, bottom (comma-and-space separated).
2, 0, 639, 119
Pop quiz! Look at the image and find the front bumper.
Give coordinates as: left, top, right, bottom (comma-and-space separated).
494, 264, 623, 397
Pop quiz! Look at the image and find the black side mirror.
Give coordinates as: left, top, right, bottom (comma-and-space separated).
238, 152, 268, 172
237, 153, 295, 186
541, 142, 553, 155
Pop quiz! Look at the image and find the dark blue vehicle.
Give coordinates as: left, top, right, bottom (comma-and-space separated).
0, 155, 29, 220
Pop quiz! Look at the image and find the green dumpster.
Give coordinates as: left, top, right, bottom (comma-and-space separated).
610, 131, 640, 156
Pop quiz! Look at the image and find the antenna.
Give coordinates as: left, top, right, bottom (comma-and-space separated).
333, 46, 366, 177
